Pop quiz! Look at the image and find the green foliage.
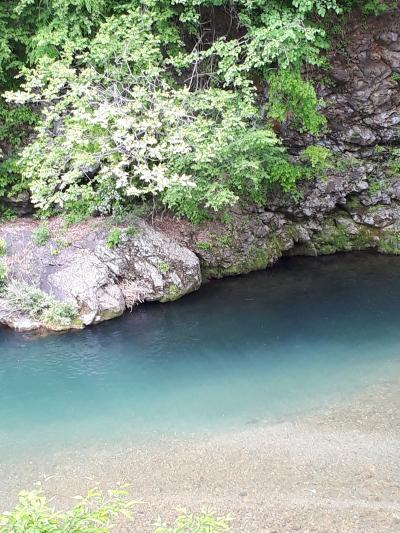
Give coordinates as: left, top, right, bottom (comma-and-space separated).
196, 241, 212, 251
367, 176, 382, 195
268, 70, 327, 135
159, 261, 170, 273
0, 101, 37, 199
301, 145, 333, 171
378, 231, 400, 255
387, 149, 400, 176
0, 489, 231, 533
125, 226, 138, 237
391, 72, 400, 83
359, 0, 389, 16
0, 238, 6, 256
0, 101, 37, 147
4, 282, 78, 327
154, 510, 231, 533
32, 222, 50, 246
0, 258, 8, 289
163, 112, 304, 222
0, 156, 25, 198
106, 228, 122, 249
0, 487, 135, 532
0, 207, 16, 222
0, 0, 371, 221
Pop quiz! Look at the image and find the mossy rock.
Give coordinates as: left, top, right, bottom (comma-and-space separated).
312, 218, 376, 255
202, 234, 288, 279
160, 283, 184, 302
377, 231, 400, 255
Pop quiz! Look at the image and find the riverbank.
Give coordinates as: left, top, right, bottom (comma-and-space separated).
1, 376, 399, 532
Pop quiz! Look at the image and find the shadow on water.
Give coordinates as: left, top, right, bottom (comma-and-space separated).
1, 252, 400, 459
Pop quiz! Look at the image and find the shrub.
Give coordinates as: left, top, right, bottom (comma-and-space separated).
268, 70, 327, 135
33, 222, 50, 246
4, 0, 344, 222
4, 282, 78, 327
0, 487, 135, 533
106, 228, 122, 249
42, 301, 79, 327
360, 0, 389, 16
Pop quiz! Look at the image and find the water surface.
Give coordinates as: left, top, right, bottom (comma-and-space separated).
1, 252, 400, 461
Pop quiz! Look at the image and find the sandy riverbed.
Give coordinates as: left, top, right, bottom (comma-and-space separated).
1, 378, 399, 532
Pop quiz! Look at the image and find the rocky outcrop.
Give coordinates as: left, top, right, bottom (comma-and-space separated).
323, 14, 400, 154
283, 10, 400, 155
1, 9, 400, 333
0, 218, 201, 331
155, 161, 400, 279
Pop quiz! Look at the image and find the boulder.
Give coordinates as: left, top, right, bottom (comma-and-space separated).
0, 218, 201, 331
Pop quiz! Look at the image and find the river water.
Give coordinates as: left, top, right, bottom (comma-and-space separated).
1, 252, 400, 461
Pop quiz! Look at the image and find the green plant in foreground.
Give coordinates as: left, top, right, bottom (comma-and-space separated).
0, 489, 231, 533
33, 222, 50, 246
0, 487, 136, 533
154, 510, 231, 533
106, 228, 122, 249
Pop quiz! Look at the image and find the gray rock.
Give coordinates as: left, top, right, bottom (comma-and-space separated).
1, 191, 34, 217
0, 218, 201, 331
342, 126, 377, 146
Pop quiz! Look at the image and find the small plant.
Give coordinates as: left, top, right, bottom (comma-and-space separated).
42, 301, 79, 327
215, 234, 232, 247
0, 207, 16, 223
360, 0, 389, 16
153, 510, 231, 533
196, 241, 212, 252
106, 227, 122, 249
0, 259, 8, 290
0, 238, 7, 256
387, 151, 400, 176
4, 282, 79, 328
33, 222, 50, 246
125, 226, 138, 237
159, 261, 170, 273
301, 145, 333, 171
391, 72, 400, 84
374, 144, 387, 155
367, 177, 382, 196
378, 232, 400, 255
0, 487, 136, 532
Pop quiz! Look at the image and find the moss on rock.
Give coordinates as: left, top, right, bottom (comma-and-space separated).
377, 231, 400, 255
311, 216, 376, 255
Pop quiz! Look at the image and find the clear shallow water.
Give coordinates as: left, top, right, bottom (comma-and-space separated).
1, 252, 400, 460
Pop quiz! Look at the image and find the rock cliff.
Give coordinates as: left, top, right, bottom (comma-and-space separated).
1, 9, 400, 332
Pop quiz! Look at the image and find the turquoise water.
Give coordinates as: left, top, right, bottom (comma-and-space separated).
1, 252, 400, 460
